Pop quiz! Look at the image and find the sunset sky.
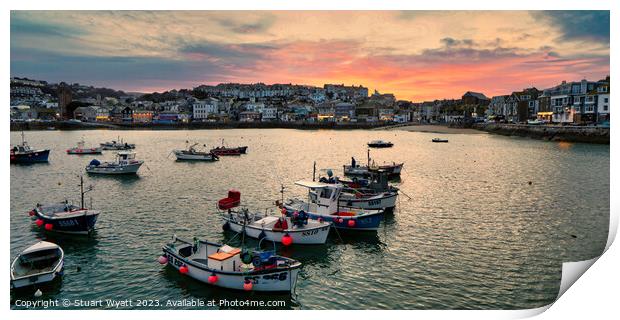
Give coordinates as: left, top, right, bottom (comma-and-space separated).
10, 11, 610, 101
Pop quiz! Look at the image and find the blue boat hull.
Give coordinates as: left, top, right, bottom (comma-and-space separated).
283, 207, 384, 231
33, 211, 99, 235
11, 150, 50, 163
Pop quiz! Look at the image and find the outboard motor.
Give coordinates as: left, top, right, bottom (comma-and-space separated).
89, 159, 101, 166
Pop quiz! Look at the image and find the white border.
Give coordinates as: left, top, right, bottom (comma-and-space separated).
3, 1, 617, 319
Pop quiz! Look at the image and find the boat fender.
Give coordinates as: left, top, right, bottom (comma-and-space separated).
282, 233, 293, 246
243, 279, 253, 291
258, 231, 266, 240
208, 274, 218, 284
222, 222, 231, 231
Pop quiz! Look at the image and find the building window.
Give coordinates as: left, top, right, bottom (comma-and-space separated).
604, 98, 609, 103
604, 105, 608, 111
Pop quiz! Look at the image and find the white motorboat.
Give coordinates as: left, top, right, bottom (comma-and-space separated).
218, 190, 330, 245
10, 241, 64, 289
67, 139, 103, 155
319, 169, 399, 212
85, 151, 143, 175
284, 181, 385, 231
367, 140, 394, 148
160, 236, 301, 292
173, 142, 219, 161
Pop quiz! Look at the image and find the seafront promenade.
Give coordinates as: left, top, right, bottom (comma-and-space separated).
471, 123, 610, 144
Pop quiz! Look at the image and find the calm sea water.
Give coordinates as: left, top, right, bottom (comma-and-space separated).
10, 129, 609, 310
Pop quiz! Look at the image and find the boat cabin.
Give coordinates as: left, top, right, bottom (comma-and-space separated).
116, 151, 137, 163
295, 180, 343, 215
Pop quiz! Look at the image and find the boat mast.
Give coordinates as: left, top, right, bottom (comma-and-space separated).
21, 130, 25, 146
80, 175, 85, 209
313, 161, 316, 182
367, 148, 370, 167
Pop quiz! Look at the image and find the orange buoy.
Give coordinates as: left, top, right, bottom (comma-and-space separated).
243, 279, 253, 291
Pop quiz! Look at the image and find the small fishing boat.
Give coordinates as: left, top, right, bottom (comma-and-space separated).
210, 139, 248, 156
11, 241, 64, 289
100, 137, 135, 150
160, 236, 302, 292
319, 169, 399, 213
432, 138, 449, 143
29, 176, 100, 235
343, 150, 403, 179
283, 181, 385, 231
173, 142, 219, 161
67, 139, 103, 155
10, 131, 50, 164
85, 151, 144, 175
218, 190, 331, 245
367, 140, 394, 148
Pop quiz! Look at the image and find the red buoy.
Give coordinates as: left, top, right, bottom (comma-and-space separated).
35, 219, 44, 227
281, 207, 287, 215
281, 233, 293, 246
208, 274, 218, 284
317, 217, 323, 223
157, 256, 168, 265
28, 210, 35, 216
347, 219, 356, 227
44, 223, 53, 231
293, 211, 299, 218
179, 265, 189, 274
243, 279, 253, 291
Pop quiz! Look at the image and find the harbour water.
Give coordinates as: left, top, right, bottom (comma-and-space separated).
10, 129, 609, 309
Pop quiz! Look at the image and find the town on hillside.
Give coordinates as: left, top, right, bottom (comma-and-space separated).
9, 76, 610, 127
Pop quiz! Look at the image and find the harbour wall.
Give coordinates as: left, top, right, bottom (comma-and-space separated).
473, 123, 610, 144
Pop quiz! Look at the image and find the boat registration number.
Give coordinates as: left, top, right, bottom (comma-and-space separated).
245, 272, 288, 284
367, 200, 381, 206
57, 219, 79, 227
302, 227, 329, 236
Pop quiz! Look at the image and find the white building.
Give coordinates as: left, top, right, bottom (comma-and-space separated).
261, 107, 278, 121
193, 100, 218, 120
244, 102, 265, 112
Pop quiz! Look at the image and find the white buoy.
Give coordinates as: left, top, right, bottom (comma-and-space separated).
34, 289, 43, 298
